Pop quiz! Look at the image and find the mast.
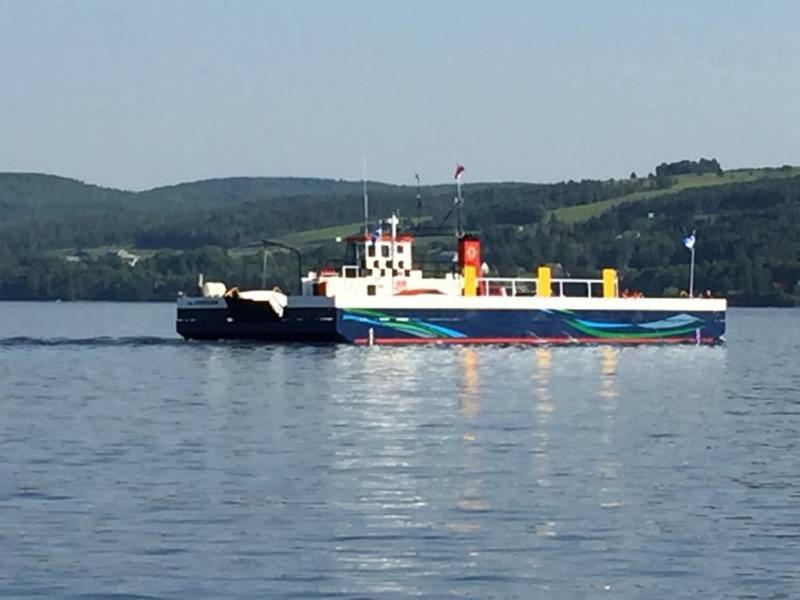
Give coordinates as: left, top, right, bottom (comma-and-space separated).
454, 164, 465, 238
389, 212, 398, 290
362, 155, 369, 236
689, 232, 696, 298
261, 248, 268, 288
415, 173, 421, 222
456, 177, 462, 237
683, 229, 697, 298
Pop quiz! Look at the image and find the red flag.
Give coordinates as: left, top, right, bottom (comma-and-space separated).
454, 164, 465, 179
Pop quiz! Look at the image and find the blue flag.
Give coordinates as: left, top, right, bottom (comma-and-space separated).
682, 232, 695, 250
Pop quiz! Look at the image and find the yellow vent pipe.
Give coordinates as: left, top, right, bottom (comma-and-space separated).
462, 265, 477, 297
602, 268, 617, 298
536, 266, 551, 297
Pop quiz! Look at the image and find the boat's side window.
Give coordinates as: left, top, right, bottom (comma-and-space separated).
396, 245, 404, 254
368, 245, 376, 257
381, 245, 390, 258
367, 285, 376, 296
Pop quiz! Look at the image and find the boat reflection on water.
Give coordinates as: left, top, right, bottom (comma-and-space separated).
599, 345, 618, 400
532, 347, 553, 463
458, 347, 480, 421
531, 347, 558, 538
449, 347, 487, 537
533, 347, 554, 413
597, 346, 624, 509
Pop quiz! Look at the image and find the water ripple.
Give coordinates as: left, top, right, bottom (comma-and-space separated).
1, 305, 798, 599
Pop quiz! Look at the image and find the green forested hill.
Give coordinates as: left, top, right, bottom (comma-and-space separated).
0, 173, 129, 220
136, 177, 401, 212
1, 161, 798, 304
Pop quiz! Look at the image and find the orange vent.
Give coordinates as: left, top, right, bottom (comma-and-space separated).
458, 236, 481, 273
458, 236, 481, 296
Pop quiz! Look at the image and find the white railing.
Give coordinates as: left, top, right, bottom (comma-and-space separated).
478, 277, 608, 298
479, 277, 537, 297
552, 277, 606, 298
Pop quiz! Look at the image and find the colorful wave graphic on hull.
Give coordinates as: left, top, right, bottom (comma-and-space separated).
554, 311, 703, 340
342, 309, 706, 341
342, 309, 466, 339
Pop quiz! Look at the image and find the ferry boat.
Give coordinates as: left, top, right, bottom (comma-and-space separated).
176, 214, 726, 345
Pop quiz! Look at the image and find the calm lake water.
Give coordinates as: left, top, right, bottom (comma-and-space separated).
1, 302, 799, 599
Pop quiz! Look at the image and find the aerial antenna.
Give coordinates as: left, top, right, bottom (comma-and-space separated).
415, 173, 421, 222
362, 155, 369, 236
454, 163, 465, 238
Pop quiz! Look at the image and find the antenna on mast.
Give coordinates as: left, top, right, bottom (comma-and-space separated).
415, 173, 421, 222
362, 155, 369, 235
454, 164, 465, 238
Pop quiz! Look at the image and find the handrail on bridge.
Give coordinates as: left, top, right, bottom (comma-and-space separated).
478, 276, 608, 298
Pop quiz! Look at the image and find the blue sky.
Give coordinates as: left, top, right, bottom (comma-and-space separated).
1, 0, 798, 190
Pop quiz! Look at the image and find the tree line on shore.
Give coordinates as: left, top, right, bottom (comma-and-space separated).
1, 159, 798, 305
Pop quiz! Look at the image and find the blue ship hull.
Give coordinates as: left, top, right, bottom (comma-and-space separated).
177, 302, 725, 345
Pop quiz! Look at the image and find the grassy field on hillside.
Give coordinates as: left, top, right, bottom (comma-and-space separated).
553, 167, 800, 223
46, 246, 161, 259
277, 222, 364, 245
276, 216, 434, 247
